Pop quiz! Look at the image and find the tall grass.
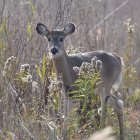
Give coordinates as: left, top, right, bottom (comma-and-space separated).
0, 0, 140, 139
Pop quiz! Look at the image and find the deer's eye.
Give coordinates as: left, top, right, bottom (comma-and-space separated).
60, 37, 63, 42
48, 38, 51, 42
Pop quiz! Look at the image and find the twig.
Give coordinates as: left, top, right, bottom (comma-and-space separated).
124, 57, 140, 72
4, 77, 35, 139
0, 2, 30, 25
16, 32, 36, 67
89, 0, 129, 34
0, 0, 6, 24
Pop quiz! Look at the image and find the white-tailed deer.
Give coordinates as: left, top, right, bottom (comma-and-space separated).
36, 23, 124, 140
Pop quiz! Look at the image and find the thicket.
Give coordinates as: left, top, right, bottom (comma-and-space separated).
0, 0, 140, 140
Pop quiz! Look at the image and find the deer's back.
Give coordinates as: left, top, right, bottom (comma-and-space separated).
69, 50, 123, 88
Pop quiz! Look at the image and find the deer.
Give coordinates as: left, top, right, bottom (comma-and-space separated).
36, 23, 124, 140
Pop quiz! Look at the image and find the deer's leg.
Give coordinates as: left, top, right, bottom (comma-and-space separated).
62, 85, 72, 117
99, 87, 108, 127
117, 110, 124, 140
107, 95, 124, 140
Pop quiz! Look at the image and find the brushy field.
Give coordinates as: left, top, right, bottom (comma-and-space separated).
0, 0, 140, 140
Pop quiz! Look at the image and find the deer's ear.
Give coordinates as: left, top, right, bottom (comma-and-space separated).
63, 23, 75, 35
36, 23, 49, 36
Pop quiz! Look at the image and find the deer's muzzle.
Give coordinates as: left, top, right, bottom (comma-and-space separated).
51, 48, 58, 55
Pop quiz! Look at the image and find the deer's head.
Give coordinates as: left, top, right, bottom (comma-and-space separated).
36, 23, 75, 59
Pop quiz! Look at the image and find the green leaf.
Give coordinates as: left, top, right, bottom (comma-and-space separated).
42, 53, 46, 80
0, 19, 7, 33
70, 95, 85, 99
29, 0, 36, 15
27, 22, 32, 38
35, 64, 42, 81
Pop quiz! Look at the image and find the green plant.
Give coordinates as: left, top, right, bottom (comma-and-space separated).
123, 18, 139, 106
68, 56, 102, 137
121, 17, 140, 140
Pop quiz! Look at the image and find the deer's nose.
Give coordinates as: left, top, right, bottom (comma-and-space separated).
51, 48, 58, 55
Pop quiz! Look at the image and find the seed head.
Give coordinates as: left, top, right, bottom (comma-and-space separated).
73, 66, 80, 75
20, 64, 30, 71
91, 56, 97, 67
96, 60, 102, 70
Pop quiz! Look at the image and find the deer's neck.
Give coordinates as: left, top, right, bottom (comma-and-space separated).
52, 54, 76, 85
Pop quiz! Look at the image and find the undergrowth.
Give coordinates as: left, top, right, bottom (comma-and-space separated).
0, 1, 140, 139
1, 53, 115, 140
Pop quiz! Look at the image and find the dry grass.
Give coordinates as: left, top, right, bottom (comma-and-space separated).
0, 0, 140, 140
